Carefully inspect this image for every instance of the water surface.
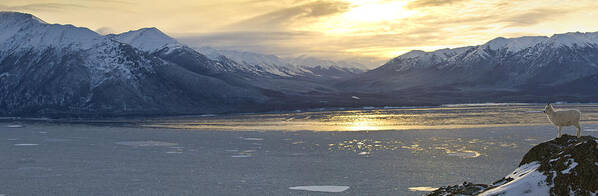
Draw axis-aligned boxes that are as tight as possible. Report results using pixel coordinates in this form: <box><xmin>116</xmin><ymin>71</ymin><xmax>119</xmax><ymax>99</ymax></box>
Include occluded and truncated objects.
<box><xmin>3</xmin><ymin>103</ymin><xmax>598</xmax><ymax>195</ymax></box>
<box><xmin>145</xmin><ymin>103</ymin><xmax>598</xmax><ymax>131</ymax></box>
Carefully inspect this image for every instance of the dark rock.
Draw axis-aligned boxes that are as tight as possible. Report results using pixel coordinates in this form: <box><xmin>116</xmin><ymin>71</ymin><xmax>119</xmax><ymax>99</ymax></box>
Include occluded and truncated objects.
<box><xmin>527</xmin><ymin>135</ymin><xmax>598</xmax><ymax>195</ymax></box>
<box><xmin>426</xmin><ymin>135</ymin><xmax>598</xmax><ymax>196</ymax></box>
<box><xmin>427</xmin><ymin>182</ymin><xmax>488</xmax><ymax>196</ymax></box>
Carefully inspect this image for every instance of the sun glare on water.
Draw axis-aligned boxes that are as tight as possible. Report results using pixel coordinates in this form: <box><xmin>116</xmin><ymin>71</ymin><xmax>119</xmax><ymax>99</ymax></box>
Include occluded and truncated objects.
<box><xmin>144</xmin><ymin>104</ymin><xmax>598</xmax><ymax>132</ymax></box>
<box><xmin>346</xmin><ymin>118</ymin><xmax>382</xmax><ymax>131</ymax></box>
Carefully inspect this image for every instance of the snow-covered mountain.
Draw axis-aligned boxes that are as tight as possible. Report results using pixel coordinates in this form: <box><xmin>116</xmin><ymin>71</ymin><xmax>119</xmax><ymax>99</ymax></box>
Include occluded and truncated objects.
<box><xmin>338</xmin><ymin>32</ymin><xmax>598</xmax><ymax>103</ymax></box>
<box><xmin>4</xmin><ymin>11</ymin><xmax>598</xmax><ymax>116</ymax></box>
<box><xmin>0</xmin><ymin>12</ymin><xmax>368</xmax><ymax>116</ymax></box>
<box><xmin>195</xmin><ymin>46</ymin><xmax>366</xmax><ymax>78</ymax></box>
<box><xmin>109</xmin><ymin>28</ymin><xmax>364</xmax><ymax>80</ymax></box>
<box><xmin>109</xmin><ymin>27</ymin><xmax>180</xmax><ymax>53</ymax></box>
<box><xmin>0</xmin><ymin>12</ymin><xmax>268</xmax><ymax>116</ymax></box>
<box><xmin>108</xmin><ymin>28</ymin><xmax>355</xmax><ymax>97</ymax></box>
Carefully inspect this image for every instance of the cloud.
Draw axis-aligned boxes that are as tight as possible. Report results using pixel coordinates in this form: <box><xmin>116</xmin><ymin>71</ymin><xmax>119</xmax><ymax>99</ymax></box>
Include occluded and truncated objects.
<box><xmin>502</xmin><ymin>8</ymin><xmax>572</xmax><ymax>27</ymax></box>
<box><xmin>176</xmin><ymin>30</ymin><xmax>392</xmax><ymax>67</ymax></box>
<box><xmin>175</xmin><ymin>28</ymin><xmax>452</xmax><ymax>67</ymax></box>
<box><xmin>176</xmin><ymin>31</ymin><xmax>318</xmax><ymax>56</ymax></box>
<box><xmin>406</xmin><ymin>0</ymin><xmax>470</xmax><ymax>9</ymax></box>
<box><xmin>227</xmin><ymin>0</ymin><xmax>350</xmax><ymax>30</ymax></box>
<box><xmin>95</xmin><ymin>27</ymin><xmax>115</xmax><ymax>35</ymax></box>
<box><xmin>5</xmin><ymin>0</ymin><xmax>598</xmax><ymax>69</ymax></box>
<box><xmin>0</xmin><ymin>3</ymin><xmax>87</xmax><ymax>12</ymax></box>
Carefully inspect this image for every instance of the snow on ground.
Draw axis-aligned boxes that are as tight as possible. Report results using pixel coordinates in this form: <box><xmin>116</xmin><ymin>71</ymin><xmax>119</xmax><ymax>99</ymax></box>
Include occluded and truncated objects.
<box><xmin>109</xmin><ymin>27</ymin><xmax>179</xmax><ymax>52</ymax></box>
<box><xmin>561</xmin><ymin>159</ymin><xmax>578</xmax><ymax>174</ymax></box>
<box><xmin>480</xmin><ymin>162</ymin><xmax>550</xmax><ymax>196</ymax></box>
<box><xmin>408</xmin><ymin>186</ymin><xmax>438</xmax><ymax>192</ymax></box>
<box><xmin>289</xmin><ymin>186</ymin><xmax>350</xmax><ymax>193</ymax></box>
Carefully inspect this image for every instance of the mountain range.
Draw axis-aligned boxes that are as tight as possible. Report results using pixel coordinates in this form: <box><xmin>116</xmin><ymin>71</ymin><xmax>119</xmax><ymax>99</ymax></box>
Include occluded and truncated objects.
<box><xmin>0</xmin><ymin>12</ymin><xmax>367</xmax><ymax>116</ymax></box>
<box><xmin>338</xmin><ymin>32</ymin><xmax>598</xmax><ymax>105</ymax></box>
<box><xmin>1</xmin><ymin>11</ymin><xmax>598</xmax><ymax>117</ymax></box>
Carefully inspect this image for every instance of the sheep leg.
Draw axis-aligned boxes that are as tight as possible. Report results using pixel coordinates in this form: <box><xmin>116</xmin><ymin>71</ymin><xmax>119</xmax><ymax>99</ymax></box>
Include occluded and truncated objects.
<box><xmin>574</xmin><ymin>123</ymin><xmax>582</xmax><ymax>138</ymax></box>
<box><xmin>557</xmin><ymin>126</ymin><xmax>562</xmax><ymax>138</ymax></box>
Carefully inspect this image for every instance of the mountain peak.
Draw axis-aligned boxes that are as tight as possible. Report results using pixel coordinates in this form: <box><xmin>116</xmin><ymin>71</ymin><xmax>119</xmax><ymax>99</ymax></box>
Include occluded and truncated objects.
<box><xmin>546</xmin><ymin>31</ymin><xmax>598</xmax><ymax>47</ymax></box>
<box><xmin>482</xmin><ymin>36</ymin><xmax>547</xmax><ymax>52</ymax></box>
<box><xmin>0</xmin><ymin>12</ymin><xmax>100</xmax><ymax>50</ymax></box>
<box><xmin>0</xmin><ymin>11</ymin><xmax>47</xmax><ymax>25</ymax></box>
<box><xmin>109</xmin><ymin>27</ymin><xmax>179</xmax><ymax>52</ymax></box>
<box><xmin>398</xmin><ymin>50</ymin><xmax>427</xmax><ymax>59</ymax></box>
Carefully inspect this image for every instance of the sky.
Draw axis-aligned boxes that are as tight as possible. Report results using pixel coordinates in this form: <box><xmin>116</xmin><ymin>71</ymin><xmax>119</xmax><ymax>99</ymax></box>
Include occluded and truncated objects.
<box><xmin>2</xmin><ymin>0</ymin><xmax>598</xmax><ymax>67</ymax></box>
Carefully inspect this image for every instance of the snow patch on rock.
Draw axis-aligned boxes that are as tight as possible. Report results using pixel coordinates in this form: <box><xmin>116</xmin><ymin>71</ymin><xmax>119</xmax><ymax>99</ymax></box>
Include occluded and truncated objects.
<box><xmin>480</xmin><ymin>162</ymin><xmax>550</xmax><ymax>196</ymax></box>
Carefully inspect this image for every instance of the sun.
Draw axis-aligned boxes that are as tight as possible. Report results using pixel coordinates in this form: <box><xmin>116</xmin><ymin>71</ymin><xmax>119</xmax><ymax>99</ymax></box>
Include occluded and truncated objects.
<box><xmin>340</xmin><ymin>0</ymin><xmax>415</xmax><ymax>23</ymax></box>
<box><xmin>303</xmin><ymin>0</ymin><xmax>417</xmax><ymax>35</ymax></box>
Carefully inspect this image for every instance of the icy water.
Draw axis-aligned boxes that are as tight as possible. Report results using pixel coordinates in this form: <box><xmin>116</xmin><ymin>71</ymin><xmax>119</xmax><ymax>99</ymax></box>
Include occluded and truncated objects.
<box><xmin>3</xmin><ymin>104</ymin><xmax>598</xmax><ymax>196</ymax></box>
<box><xmin>145</xmin><ymin>103</ymin><xmax>598</xmax><ymax>131</ymax></box>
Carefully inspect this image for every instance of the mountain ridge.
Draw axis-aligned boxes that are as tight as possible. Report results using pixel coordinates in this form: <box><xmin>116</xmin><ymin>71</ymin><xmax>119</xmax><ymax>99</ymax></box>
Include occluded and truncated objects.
<box><xmin>336</xmin><ymin>31</ymin><xmax>598</xmax><ymax>104</ymax></box>
<box><xmin>2</xmin><ymin>11</ymin><xmax>598</xmax><ymax>116</ymax></box>
<box><xmin>0</xmin><ymin>12</ymin><xmax>271</xmax><ymax>117</ymax></box>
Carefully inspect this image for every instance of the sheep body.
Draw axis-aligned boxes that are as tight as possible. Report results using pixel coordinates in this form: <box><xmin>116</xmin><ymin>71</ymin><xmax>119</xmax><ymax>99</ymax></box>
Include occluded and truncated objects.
<box><xmin>544</xmin><ymin>104</ymin><xmax>582</xmax><ymax>138</ymax></box>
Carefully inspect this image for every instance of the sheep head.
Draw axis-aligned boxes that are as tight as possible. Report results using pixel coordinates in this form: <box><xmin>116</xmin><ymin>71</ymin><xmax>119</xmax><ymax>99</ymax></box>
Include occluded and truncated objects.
<box><xmin>544</xmin><ymin>103</ymin><xmax>554</xmax><ymax>114</ymax></box>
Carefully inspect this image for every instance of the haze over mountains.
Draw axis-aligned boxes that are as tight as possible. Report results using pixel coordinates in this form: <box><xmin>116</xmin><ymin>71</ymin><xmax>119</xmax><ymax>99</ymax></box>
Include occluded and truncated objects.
<box><xmin>1</xmin><ymin>12</ymin><xmax>598</xmax><ymax>116</ymax></box>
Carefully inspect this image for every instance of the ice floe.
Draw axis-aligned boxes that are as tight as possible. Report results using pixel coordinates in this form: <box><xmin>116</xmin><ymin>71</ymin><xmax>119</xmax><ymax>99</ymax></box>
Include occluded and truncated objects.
<box><xmin>44</xmin><ymin>138</ymin><xmax>72</xmax><ymax>142</ymax></box>
<box><xmin>14</xmin><ymin>143</ymin><xmax>39</xmax><ymax>146</ymax></box>
<box><xmin>289</xmin><ymin>186</ymin><xmax>349</xmax><ymax>193</ymax></box>
<box><xmin>231</xmin><ymin>155</ymin><xmax>251</xmax><ymax>158</ymax></box>
<box><xmin>408</xmin><ymin>186</ymin><xmax>438</xmax><ymax>192</ymax></box>
<box><xmin>116</xmin><ymin>141</ymin><xmax>177</xmax><ymax>147</ymax></box>
<box><xmin>242</xmin><ymin>137</ymin><xmax>263</xmax><ymax>141</ymax></box>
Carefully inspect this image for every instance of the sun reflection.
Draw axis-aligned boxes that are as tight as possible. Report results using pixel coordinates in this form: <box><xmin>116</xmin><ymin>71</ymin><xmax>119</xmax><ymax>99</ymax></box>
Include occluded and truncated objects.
<box><xmin>144</xmin><ymin>104</ymin><xmax>598</xmax><ymax>132</ymax></box>
<box><xmin>347</xmin><ymin>119</ymin><xmax>381</xmax><ymax>131</ymax></box>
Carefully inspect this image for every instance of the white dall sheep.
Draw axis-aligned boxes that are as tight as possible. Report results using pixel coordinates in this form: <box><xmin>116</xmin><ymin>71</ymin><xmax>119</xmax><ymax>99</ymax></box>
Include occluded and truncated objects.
<box><xmin>544</xmin><ymin>103</ymin><xmax>582</xmax><ymax>138</ymax></box>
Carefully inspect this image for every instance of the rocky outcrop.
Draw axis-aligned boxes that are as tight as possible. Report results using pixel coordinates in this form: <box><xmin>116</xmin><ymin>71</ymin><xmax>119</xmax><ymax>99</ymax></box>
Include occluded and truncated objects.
<box><xmin>427</xmin><ymin>135</ymin><xmax>598</xmax><ymax>196</ymax></box>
